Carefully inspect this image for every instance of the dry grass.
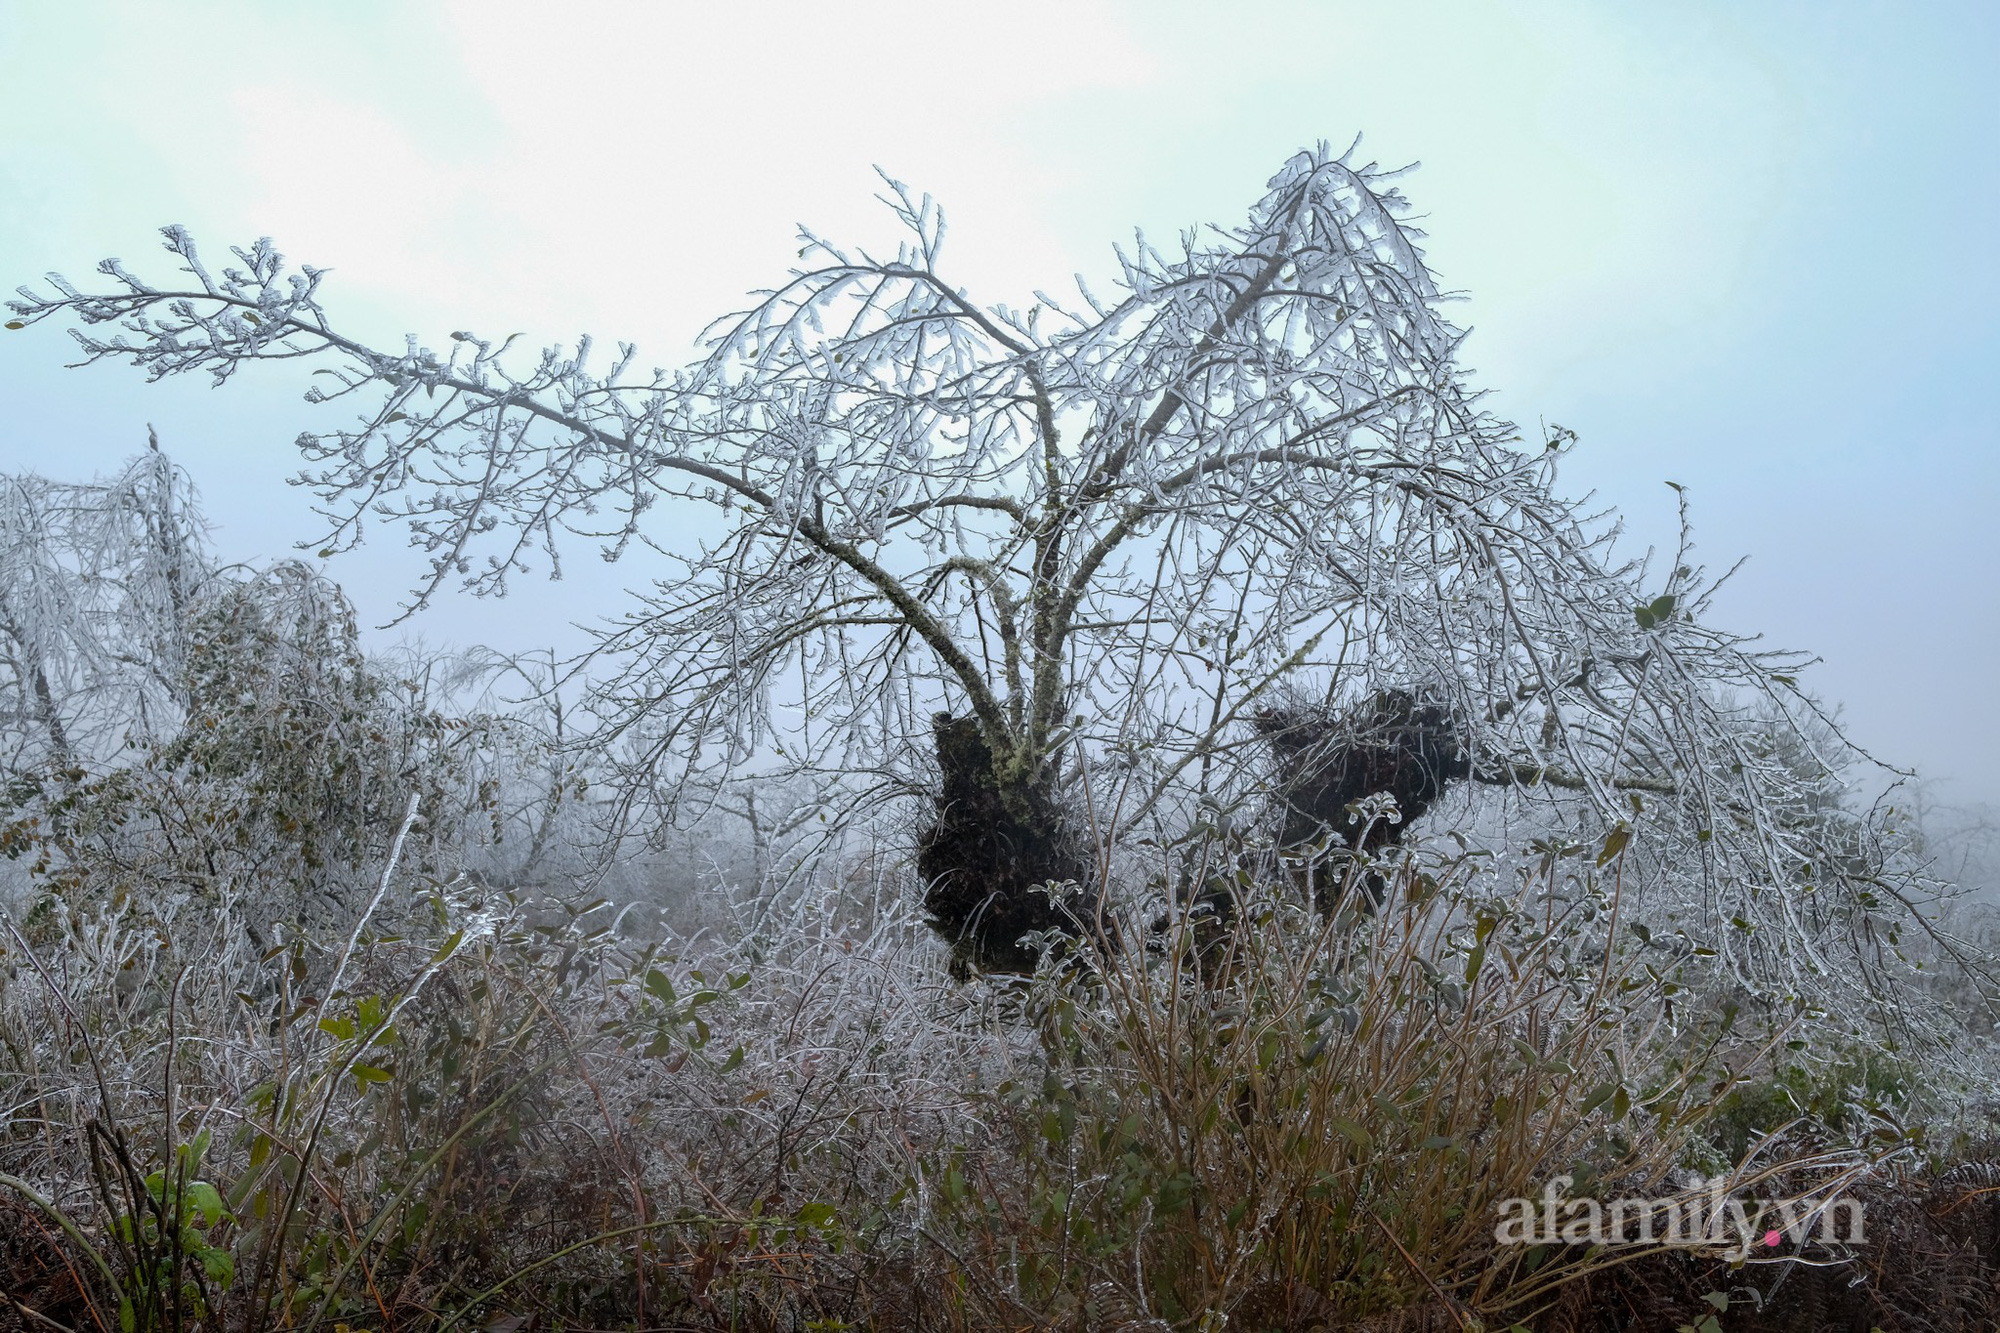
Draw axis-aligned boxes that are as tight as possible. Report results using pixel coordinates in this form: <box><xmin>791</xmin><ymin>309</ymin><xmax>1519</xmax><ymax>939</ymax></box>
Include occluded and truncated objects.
<box><xmin>0</xmin><ymin>821</ymin><xmax>1941</xmax><ymax>1331</ymax></box>
<box><xmin>915</xmin><ymin>837</ymin><xmax>1893</xmax><ymax>1330</ymax></box>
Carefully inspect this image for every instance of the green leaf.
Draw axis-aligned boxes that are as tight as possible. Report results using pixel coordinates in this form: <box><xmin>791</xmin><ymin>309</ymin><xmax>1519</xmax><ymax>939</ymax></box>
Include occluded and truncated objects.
<box><xmin>1597</xmin><ymin>823</ymin><xmax>1631</xmax><ymax>867</ymax></box>
<box><xmin>186</xmin><ymin>1180</ymin><xmax>228</xmax><ymax>1227</ymax></box>
<box><xmin>1635</xmin><ymin>594</ymin><xmax>1676</xmax><ymax>631</ymax></box>
<box><xmin>643</xmin><ymin>968</ymin><xmax>677</xmax><ymax>1005</ymax></box>
<box><xmin>1331</xmin><ymin>1118</ymin><xmax>1373</xmax><ymax>1151</ymax></box>
<box><xmin>718</xmin><ymin>1044</ymin><xmax>745</xmax><ymax>1074</ymax></box>
<box><xmin>3</xmin><ymin>320</ymin><xmax>25</xmax><ymax>330</ymax></box>
<box><xmin>794</xmin><ymin>1200</ymin><xmax>838</xmax><ymax>1228</ymax></box>
<box><xmin>199</xmin><ymin>1246</ymin><xmax>235</xmax><ymax>1286</ymax></box>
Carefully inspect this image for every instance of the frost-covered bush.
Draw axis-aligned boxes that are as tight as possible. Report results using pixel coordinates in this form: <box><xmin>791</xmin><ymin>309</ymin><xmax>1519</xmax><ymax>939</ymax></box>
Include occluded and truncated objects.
<box><xmin>1</xmin><ymin>804</ymin><xmax>1922</xmax><ymax>1332</ymax></box>
<box><xmin>0</xmin><ymin>453</ymin><xmax>595</xmax><ymax>951</ymax></box>
<box><xmin>0</xmin><ymin>445</ymin><xmax>201</xmax><ymax>773</ymax></box>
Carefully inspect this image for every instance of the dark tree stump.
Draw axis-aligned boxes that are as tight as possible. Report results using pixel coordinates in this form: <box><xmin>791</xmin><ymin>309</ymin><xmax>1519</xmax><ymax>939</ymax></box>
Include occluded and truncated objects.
<box><xmin>916</xmin><ymin>714</ymin><xmax>1110</xmax><ymax>978</ymax></box>
<box><xmin>1255</xmin><ymin>688</ymin><xmax>1471</xmax><ymax>911</ymax></box>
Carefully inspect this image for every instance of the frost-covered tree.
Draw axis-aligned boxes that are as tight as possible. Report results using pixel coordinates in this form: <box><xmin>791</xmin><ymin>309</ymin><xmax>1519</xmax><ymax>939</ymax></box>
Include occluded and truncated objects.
<box><xmin>0</xmin><ymin>452</ymin><xmax>564</xmax><ymax>942</ymax></box>
<box><xmin>0</xmin><ymin>439</ymin><xmax>203</xmax><ymax>771</ymax></box>
<box><xmin>0</xmin><ymin>550</ymin><xmax>491</xmax><ymax>940</ymax></box>
<box><xmin>7</xmin><ymin>143</ymin><xmax>1973</xmax><ymax>1010</ymax></box>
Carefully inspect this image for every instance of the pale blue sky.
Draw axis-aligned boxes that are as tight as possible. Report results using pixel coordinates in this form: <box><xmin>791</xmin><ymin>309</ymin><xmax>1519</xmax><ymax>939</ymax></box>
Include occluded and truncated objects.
<box><xmin>3</xmin><ymin>2</ymin><xmax>1995</xmax><ymax>806</ymax></box>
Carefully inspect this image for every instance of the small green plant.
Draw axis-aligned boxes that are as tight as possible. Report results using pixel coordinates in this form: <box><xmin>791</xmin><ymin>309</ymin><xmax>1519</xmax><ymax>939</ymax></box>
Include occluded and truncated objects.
<box><xmin>100</xmin><ymin>1128</ymin><xmax>236</xmax><ymax>1330</ymax></box>
<box><xmin>1703</xmin><ymin>1046</ymin><xmax>1915</xmax><ymax>1162</ymax></box>
<box><xmin>1676</xmin><ymin>1287</ymin><xmax>1731</xmax><ymax>1333</ymax></box>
